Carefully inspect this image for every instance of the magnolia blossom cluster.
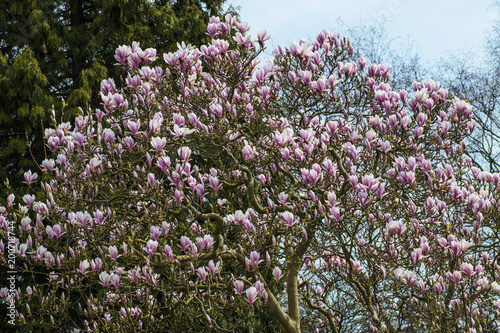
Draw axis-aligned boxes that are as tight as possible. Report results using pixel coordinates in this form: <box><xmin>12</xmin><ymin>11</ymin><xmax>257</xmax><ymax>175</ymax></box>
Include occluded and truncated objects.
<box><xmin>1</xmin><ymin>14</ymin><xmax>499</xmax><ymax>333</ymax></box>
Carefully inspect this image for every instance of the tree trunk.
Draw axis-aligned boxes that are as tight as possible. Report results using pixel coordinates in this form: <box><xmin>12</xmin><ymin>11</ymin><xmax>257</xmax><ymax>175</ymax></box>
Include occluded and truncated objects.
<box><xmin>70</xmin><ymin>0</ymin><xmax>85</xmax><ymax>90</ymax></box>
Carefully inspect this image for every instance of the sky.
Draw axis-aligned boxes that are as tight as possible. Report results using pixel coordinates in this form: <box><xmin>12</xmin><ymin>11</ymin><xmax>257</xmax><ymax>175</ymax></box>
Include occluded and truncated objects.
<box><xmin>225</xmin><ymin>0</ymin><xmax>498</xmax><ymax>62</ymax></box>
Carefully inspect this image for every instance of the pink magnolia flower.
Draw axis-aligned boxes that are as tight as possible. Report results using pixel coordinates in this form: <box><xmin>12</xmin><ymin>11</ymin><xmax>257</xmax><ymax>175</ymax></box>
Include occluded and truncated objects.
<box><xmin>18</xmin><ymin>243</ymin><xmax>27</xmax><ymax>256</ymax></box>
<box><xmin>114</xmin><ymin>45</ymin><xmax>131</xmax><ymax>65</ymax></box>
<box><xmin>420</xmin><ymin>240</ymin><xmax>430</xmax><ymax>255</ymax></box>
<box><xmin>178</xmin><ymin>147</ymin><xmax>192</xmax><ymax>163</ymax></box>
<box><xmin>197</xmin><ymin>267</ymin><xmax>207</xmax><ymax>282</ymax></box>
<box><xmin>246</xmin><ymin>286</ymin><xmax>258</xmax><ymax>304</ymax></box>
<box><xmin>103</xmin><ymin>128</ymin><xmax>115</xmax><ymax>143</ymax></box>
<box><xmin>145</xmin><ymin>240</ymin><xmax>158</xmax><ymax>257</ymax></box>
<box><xmin>21</xmin><ymin>217</ymin><xmax>31</xmax><ymax>233</ymax></box>
<box><xmin>23</xmin><ymin>194</ymin><xmax>36</xmax><ymax>207</ymax></box>
<box><xmin>147</xmin><ymin>173</ymin><xmax>155</xmax><ymax>188</ymax></box>
<box><xmin>127</xmin><ymin>119</ymin><xmax>140</xmax><ymax>136</ymax></box>
<box><xmin>150</xmin><ymin>226</ymin><xmax>160</xmax><ymax>241</ymax></box>
<box><xmin>180</xmin><ymin>236</ymin><xmax>191</xmax><ymax>252</ymax></box>
<box><xmin>75</xmin><ymin>211</ymin><xmax>92</xmax><ymax>227</ymax></box>
<box><xmin>278</xmin><ymin>192</ymin><xmax>288</xmax><ymax>205</ymax></box>
<box><xmin>450</xmin><ymin>239</ymin><xmax>470</xmax><ymax>256</ymax></box>
<box><xmin>149</xmin><ymin>112</ymin><xmax>163</xmax><ymax>133</ymax></box>
<box><xmin>209</xmin><ymin>176</ymin><xmax>220</xmax><ymax>192</ymax></box>
<box><xmin>242</xmin><ymin>143</ymin><xmax>257</xmax><ymax>160</ymax></box>
<box><xmin>171</xmin><ymin>124</ymin><xmax>195</xmax><ymax>137</ymax></box>
<box><xmin>258</xmin><ymin>86</ymin><xmax>271</xmax><ymax>101</ymax></box>
<box><xmin>24</xmin><ymin>170</ymin><xmax>38</xmax><ymax>185</ymax></box>
<box><xmin>329</xmin><ymin>206</ymin><xmax>341</xmax><ymax>222</ymax></box>
<box><xmin>311</xmin><ymin>78</ymin><xmax>327</xmax><ymax>94</ymax></box>
<box><xmin>475</xmin><ymin>264</ymin><xmax>484</xmax><ymax>276</ymax></box>
<box><xmin>289</xmin><ymin>41</ymin><xmax>314</xmax><ymax>58</ymax></box>
<box><xmin>151</xmin><ymin>137</ymin><xmax>166</xmax><ymax>153</ymax></box>
<box><xmin>358</xmin><ymin>56</ymin><xmax>368</xmax><ymax>70</ymax></box>
<box><xmin>475</xmin><ymin>277</ymin><xmax>488</xmax><ymax>291</ymax></box>
<box><xmin>410</xmin><ymin>248</ymin><xmax>422</xmax><ymax>265</ymax></box>
<box><xmin>195</xmin><ymin>183</ymin><xmax>205</xmax><ymax>199</ymax></box>
<box><xmin>461</xmin><ymin>263</ymin><xmax>474</xmax><ymax>278</ymax></box>
<box><xmin>92</xmin><ymin>258</ymin><xmax>103</xmax><ymax>272</ymax></box>
<box><xmin>47</xmin><ymin>136</ymin><xmax>60</xmax><ymax>150</ymax></box>
<box><xmin>46</xmin><ymin>225</ymin><xmax>61</xmax><ymax>239</ymax></box>
<box><xmin>255</xmin><ymin>281</ymin><xmax>265</xmax><ymax>296</ymax></box>
<box><xmin>42</xmin><ymin>251</ymin><xmax>54</xmax><ymax>266</ymax></box>
<box><xmin>272</xmin><ymin>267</ymin><xmax>282</xmax><ymax>282</ymax></box>
<box><xmin>338</xmin><ymin>62</ymin><xmax>357</xmax><ymax>76</ymax></box>
<box><xmin>188</xmin><ymin>113</ymin><xmax>198</xmax><ymax>127</ymax></box>
<box><xmin>174</xmin><ymin>189</ymin><xmax>184</xmax><ymax>205</ymax></box>
<box><xmin>99</xmin><ymin>272</ymin><xmax>112</xmax><ymax>287</ymax></box>
<box><xmin>257</xmin><ymin>30</ymin><xmax>270</xmax><ymax>44</ymax></box>
<box><xmin>203</xmin><ymin>235</ymin><xmax>214</xmax><ymax>250</ymax></box>
<box><xmin>93</xmin><ymin>209</ymin><xmax>104</xmax><ymax>225</ymax></box>
<box><xmin>233</xmin><ymin>32</ymin><xmax>251</xmax><ymax>47</ymax></box>
<box><xmin>234</xmin><ymin>280</ymin><xmax>244</xmax><ymax>295</ymax></box>
<box><xmin>379</xmin><ymin>140</ymin><xmax>392</xmax><ymax>153</ymax></box>
<box><xmin>89</xmin><ymin>157</ymin><xmax>102</xmax><ymax>173</ymax></box>
<box><xmin>42</xmin><ymin>159</ymin><xmax>55</xmax><ymax>171</ymax></box>
<box><xmin>110</xmin><ymin>274</ymin><xmax>120</xmax><ymax>289</ymax></box>
<box><xmin>108</xmin><ymin>245</ymin><xmax>118</xmax><ymax>260</ymax></box>
<box><xmin>164</xmin><ymin>245</ymin><xmax>174</xmax><ymax>261</ymax></box>
<box><xmin>249</xmin><ymin>251</ymin><xmax>261</xmax><ymax>269</ymax></box>
<box><xmin>491</xmin><ymin>281</ymin><xmax>500</xmax><ymax>294</ymax></box>
<box><xmin>298</xmin><ymin>70</ymin><xmax>312</xmax><ymax>85</ymax></box>
<box><xmin>207</xmin><ymin>23</ymin><xmax>219</xmax><ymax>37</ymax></box>
<box><xmin>280</xmin><ymin>148</ymin><xmax>290</xmax><ymax>160</ymax></box>
<box><xmin>387</xmin><ymin>220</ymin><xmax>406</xmax><ymax>236</ymax></box>
<box><xmin>322</xmin><ymin>158</ymin><xmax>335</xmax><ymax>174</ymax></box>
<box><xmin>281</xmin><ymin>211</ymin><xmax>295</xmax><ymax>227</ymax></box>
<box><xmin>79</xmin><ymin>260</ymin><xmax>90</xmax><ymax>275</ymax></box>
<box><xmin>446</xmin><ymin>271</ymin><xmax>462</xmax><ymax>285</ymax></box>
<box><xmin>207</xmin><ymin>260</ymin><xmax>219</xmax><ymax>276</ymax></box>
<box><xmin>156</xmin><ymin>156</ymin><xmax>171</xmax><ymax>172</ymax></box>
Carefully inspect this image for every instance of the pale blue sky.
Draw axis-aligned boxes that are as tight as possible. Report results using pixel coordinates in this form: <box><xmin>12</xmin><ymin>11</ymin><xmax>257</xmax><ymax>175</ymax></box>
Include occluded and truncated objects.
<box><xmin>226</xmin><ymin>0</ymin><xmax>497</xmax><ymax>61</ymax></box>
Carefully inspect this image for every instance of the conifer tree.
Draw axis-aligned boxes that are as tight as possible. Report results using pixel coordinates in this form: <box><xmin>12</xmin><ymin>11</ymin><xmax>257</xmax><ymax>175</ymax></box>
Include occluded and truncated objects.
<box><xmin>0</xmin><ymin>0</ymin><xmax>230</xmax><ymax>198</ymax></box>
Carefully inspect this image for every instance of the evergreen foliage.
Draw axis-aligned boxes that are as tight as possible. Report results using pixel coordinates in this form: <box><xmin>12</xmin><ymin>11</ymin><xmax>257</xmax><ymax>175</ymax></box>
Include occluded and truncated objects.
<box><xmin>0</xmin><ymin>0</ymin><xmax>230</xmax><ymax>198</ymax></box>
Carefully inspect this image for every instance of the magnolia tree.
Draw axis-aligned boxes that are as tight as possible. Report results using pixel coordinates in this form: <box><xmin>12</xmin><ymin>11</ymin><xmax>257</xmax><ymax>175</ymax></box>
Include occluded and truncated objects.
<box><xmin>1</xmin><ymin>14</ymin><xmax>500</xmax><ymax>333</ymax></box>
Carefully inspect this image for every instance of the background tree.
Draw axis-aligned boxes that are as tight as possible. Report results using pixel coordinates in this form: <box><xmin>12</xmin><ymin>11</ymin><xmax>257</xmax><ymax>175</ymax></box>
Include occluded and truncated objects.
<box><xmin>337</xmin><ymin>20</ymin><xmax>428</xmax><ymax>92</ymax></box>
<box><xmin>433</xmin><ymin>51</ymin><xmax>500</xmax><ymax>172</ymax></box>
<box><xmin>1</xmin><ymin>15</ymin><xmax>499</xmax><ymax>333</ymax></box>
<box><xmin>431</xmin><ymin>0</ymin><xmax>500</xmax><ymax>173</ymax></box>
<box><xmin>0</xmin><ymin>0</ymin><xmax>232</xmax><ymax>198</ymax></box>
